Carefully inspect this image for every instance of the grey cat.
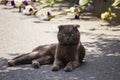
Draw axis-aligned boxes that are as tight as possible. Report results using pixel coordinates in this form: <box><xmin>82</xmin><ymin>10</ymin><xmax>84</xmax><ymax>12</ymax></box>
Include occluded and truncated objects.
<box><xmin>7</xmin><ymin>24</ymin><xmax>85</xmax><ymax>72</ymax></box>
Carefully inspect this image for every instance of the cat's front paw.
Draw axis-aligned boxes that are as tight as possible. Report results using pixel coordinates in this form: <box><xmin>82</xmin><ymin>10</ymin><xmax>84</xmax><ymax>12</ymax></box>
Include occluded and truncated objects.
<box><xmin>7</xmin><ymin>60</ymin><xmax>15</xmax><ymax>67</ymax></box>
<box><xmin>64</xmin><ymin>66</ymin><xmax>73</xmax><ymax>72</ymax></box>
<box><xmin>52</xmin><ymin>65</ymin><xmax>60</xmax><ymax>71</ymax></box>
<box><xmin>32</xmin><ymin>60</ymin><xmax>40</xmax><ymax>69</ymax></box>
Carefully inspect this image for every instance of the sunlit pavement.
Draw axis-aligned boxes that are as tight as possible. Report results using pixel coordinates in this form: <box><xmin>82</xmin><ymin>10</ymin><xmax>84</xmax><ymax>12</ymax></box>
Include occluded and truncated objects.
<box><xmin>0</xmin><ymin>5</ymin><xmax>120</xmax><ymax>80</ymax></box>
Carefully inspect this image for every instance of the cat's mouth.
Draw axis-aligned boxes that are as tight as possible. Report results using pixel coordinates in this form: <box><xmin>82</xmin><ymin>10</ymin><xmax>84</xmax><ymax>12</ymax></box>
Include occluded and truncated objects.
<box><xmin>64</xmin><ymin>37</ymin><xmax>73</xmax><ymax>44</ymax></box>
<box><xmin>61</xmin><ymin>40</ymin><xmax>77</xmax><ymax>45</ymax></box>
<box><xmin>58</xmin><ymin>36</ymin><xmax>78</xmax><ymax>45</ymax></box>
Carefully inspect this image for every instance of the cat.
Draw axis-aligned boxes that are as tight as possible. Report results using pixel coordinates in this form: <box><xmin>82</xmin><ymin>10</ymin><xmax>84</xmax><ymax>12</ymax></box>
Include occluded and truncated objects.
<box><xmin>52</xmin><ymin>24</ymin><xmax>85</xmax><ymax>72</ymax></box>
<box><xmin>7</xmin><ymin>24</ymin><xmax>85</xmax><ymax>72</ymax></box>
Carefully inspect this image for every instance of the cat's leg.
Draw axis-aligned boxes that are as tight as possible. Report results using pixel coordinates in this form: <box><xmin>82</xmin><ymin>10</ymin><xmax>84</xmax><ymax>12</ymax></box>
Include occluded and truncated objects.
<box><xmin>52</xmin><ymin>59</ymin><xmax>64</xmax><ymax>71</ymax></box>
<box><xmin>7</xmin><ymin>51</ymin><xmax>39</xmax><ymax>66</ymax></box>
<box><xmin>32</xmin><ymin>55</ymin><xmax>54</xmax><ymax>68</ymax></box>
<box><xmin>64</xmin><ymin>60</ymin><xmax>80</xmax><ymax>72</ymax></box>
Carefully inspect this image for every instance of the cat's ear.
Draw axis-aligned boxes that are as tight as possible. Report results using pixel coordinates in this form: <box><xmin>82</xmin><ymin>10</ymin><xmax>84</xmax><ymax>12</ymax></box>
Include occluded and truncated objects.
<box><xmin>73</xmin><ymin>25</ymin><xmax>80</xmax><ymax>31</ymax></box>
<box><xmin>58</xmin><ymin>25</ymin><xmax>64</xmax><ymax>31</ymax></box>
<box><xmin>74</xmin><ymin>24</ymin><xmax>80</xmax><ymax>28</ymax></box>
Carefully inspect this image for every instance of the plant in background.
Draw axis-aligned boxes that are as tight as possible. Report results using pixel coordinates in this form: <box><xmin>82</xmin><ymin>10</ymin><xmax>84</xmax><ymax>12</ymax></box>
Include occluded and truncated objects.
<box><xmin>112</xmin><ymin>0</ymin><xmax>120</xmax><ymax>8</ymax></box>
<box><xmin>42</xmin><ymin>0</ymin><xmax>64</xmax><ymax>8</ymax></box>
<box><xmin>78</xmin><ymin>0</ymin><xmax>94</xmax><ymax>13</ymax></box>
<box><xmin>35</xmin><ymin>0</ymin><xmax>94</xmax><ymax>20</ymax></box>
<box><xmin>46</xmin><ymin>0</ymin><xmax>55</xmax><ymax>7</ymax></box>
<box><xmin>38</xmin><ymin>0</ymin><xmax>45</xmax><ymax>4</ymax></box>
<box><xmin>101</xmin><ymin>7</ymin><xmax>117</xmax><ymax>26</ymax></box>
<box><xmin>58</xmin><ymin>4</ymin><xmax>80</xmax><ymax>19</ymax></box>
<box><xmin>79</xmin><ymin>0</ymin><xmax>90</xmax><ymax>9</ymax></box>
<box><xmin>46</xmin><ymin>11</ymin><xmax>56</xmax><ymax>21</ymax></box>
<box><xmin>58</xmin><ymin>0</ymin><xmax>93</xmax><ymax>19</ymax></box>
<box><xmin>22</xmin><ymin>3</ymin><xmax>38</xmax><ymax>15</ymax></box>
<box><xmin>39</xmin><ymin>11</ymin><xmax>56</xmax><ymax>21</ymax></box>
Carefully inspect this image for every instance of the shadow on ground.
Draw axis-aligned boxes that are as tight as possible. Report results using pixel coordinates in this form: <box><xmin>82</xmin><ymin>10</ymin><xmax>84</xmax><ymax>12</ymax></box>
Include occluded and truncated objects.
<box><xmin>0</xmin><ymin>27</ymin><xmax>120</xmax><ymax>80</ymax></box>
<box><xmin>0</xmin><ymin>55</ymin><xmax>120</xmax><ymax>80</ymax></box>
<box><xmin>0</xmin><ymin>29</ymin><xmax>120</xmax><ymax>80</ymax></box>
<box><xmin>0</xmin><ymin>36</ymin><xmax>120</xmax><ymax>80</ymax></box>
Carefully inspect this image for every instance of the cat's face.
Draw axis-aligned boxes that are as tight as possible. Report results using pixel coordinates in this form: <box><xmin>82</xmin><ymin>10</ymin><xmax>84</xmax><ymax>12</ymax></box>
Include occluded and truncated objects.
<box><xmin>57</xmin><ymin>25</ymin><xmax>80</xmax><ymax>45</ymax></box>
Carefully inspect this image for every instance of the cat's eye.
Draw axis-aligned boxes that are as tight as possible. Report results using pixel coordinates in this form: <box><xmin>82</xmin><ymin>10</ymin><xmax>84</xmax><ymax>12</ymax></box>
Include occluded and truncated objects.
<box><xmin>63</xmin><ymin>34</ymin><xmax>66</xmax><ymax>36</ymax></box>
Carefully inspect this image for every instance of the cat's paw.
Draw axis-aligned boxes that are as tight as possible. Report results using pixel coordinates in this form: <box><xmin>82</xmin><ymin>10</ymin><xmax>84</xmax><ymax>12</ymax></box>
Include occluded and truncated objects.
<box><xmin>7</xmin><ymin>60</ymin><xmax>15</xmax><ymax>67</ymax></box>
<box><xmin>64</xmin><ymin>66</ymin><xmax>73</xmax><ymax>72</ymax></box>
<box><xmin>52</xmin><ymin>65</ymin><xmax>60</xmax><ymax>71</ymax></box>
<box><xmin>32</xmin><ymin>60</ymin><xmax>40</xmax><ymax>69</ymax></box>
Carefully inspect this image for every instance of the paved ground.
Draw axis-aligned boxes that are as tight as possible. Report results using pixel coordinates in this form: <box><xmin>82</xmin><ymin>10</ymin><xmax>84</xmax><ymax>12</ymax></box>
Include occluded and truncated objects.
<box><xmin>0</xmin><ymin>5</ymin><xmax>120</xmax><ymax>80</ymax></box>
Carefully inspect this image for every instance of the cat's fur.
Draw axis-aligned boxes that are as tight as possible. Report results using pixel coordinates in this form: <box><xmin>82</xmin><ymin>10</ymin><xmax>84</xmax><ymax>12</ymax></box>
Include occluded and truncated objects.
<box><xmin>7</xmin><ymin>24</ymin><xmax>85</xmax><ymax>72</ymax></box>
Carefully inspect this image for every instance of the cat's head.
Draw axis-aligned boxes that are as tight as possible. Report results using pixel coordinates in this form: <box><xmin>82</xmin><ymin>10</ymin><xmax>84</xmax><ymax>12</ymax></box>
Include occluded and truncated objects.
<box><xmin>57</xmin><ymin>24</ymin><xmax>80</xmax><ymax>45</ymax></box>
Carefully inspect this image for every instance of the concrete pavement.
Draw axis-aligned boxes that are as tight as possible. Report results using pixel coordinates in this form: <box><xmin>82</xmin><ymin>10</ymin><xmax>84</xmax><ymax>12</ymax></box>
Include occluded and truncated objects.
<box><xmin>0</xmin><ymin>5</ymin><xmax>120</xmax><ymax>80</ymax></box>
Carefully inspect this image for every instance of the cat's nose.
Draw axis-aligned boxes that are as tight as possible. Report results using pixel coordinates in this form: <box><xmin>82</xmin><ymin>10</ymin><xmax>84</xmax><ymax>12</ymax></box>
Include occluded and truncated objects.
<box><xmin>65</xmin><ymin>37</ymin><xmax>70</xmax><ymax>41</ymax></box>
